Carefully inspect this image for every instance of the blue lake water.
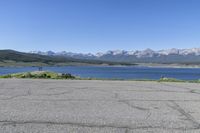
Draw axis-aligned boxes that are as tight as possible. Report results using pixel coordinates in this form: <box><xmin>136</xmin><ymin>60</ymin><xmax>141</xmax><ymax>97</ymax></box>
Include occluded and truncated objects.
<box><xmin>0</xmin><ymin>66</ymin><xmax>200</xmax><ymax>80</ymax></box>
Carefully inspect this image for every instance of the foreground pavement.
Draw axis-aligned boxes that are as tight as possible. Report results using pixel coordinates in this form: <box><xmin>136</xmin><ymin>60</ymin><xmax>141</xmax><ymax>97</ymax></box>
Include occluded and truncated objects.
<box><xmin>0</xmin><ymin>79</ymin><xmax>200</xmax><ymax>133</ymax></box>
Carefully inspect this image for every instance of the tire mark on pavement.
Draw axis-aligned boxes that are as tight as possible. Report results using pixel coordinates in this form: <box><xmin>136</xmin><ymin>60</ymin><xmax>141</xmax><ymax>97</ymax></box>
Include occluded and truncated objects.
<box><xmin>118</xmin><ymin>100</ymin><xmax>149</xmax><ymax>111</ymax></box>
<box><xmin>114</xmin><ymin>92</ymin><xmax>149</xmax><ymax>111</ymax></box>
<box><xmin>167</xmin><ymin>101</ymin><xmax>200</xmax><ymax>129</ymax></box>
<box><xmin>37</xmin><ymin>90</ymin><xmax>73</xmax><ymax>96</ymax></box>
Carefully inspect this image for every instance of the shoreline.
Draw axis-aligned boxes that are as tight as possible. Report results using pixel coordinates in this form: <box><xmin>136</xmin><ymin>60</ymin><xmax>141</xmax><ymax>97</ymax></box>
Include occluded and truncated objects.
<box><xmin>0</xmin><ymin>71</ymin><xmax>199</xmax><ymax>83</ymax></box>
<box><xmin>137</xmin><ymin>63</ymin><xmax>200</xmax><ymax>68</ymax></box>
<box><xmin>1</xmin><ymin>63</ymin><xmax>200</xmax><ymax>68</ymax></box>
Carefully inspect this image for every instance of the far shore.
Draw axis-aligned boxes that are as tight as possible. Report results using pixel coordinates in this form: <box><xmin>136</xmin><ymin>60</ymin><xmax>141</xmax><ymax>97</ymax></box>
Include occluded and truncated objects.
<box><xmin>137</xmin><ymin>63</ymin><xmax>200</xmax><ymax>68</ymax></box>
<box><xmin>1</xmin><ymin>63</ymin><xmax>200</xmax><ymax>68</ymax></box>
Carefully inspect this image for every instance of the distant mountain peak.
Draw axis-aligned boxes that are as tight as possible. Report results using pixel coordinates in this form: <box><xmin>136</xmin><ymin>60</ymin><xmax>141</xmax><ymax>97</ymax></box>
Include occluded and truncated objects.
<box><xmin>28</xmin><ymin>48</ymin><xmax>200</xmax><ymax>63</ymax></box>
<box><xmin>29</xmin><ymin>48</ymin><xmax>200</xmax><ymax>57</ymax></box>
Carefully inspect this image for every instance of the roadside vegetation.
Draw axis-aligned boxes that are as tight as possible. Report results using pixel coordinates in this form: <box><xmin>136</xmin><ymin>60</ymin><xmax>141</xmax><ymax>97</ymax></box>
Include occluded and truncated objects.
<box><xmin>158</xmin><ymin>77</ymin><xmax>200</xmax><ymax>83</ymax></box>
<box><xmin>158</xmin><ymin>77</ymin><xmax>184</xmax><ymax>82</ymax></box>
<box><xmin>0</xmin><ymin>71</ymin><xmax>200</xmax><ymax>83</ymax></box>
<box><xmin>0</xmin><ymin>71</ymin><xmax>75</xmax><ymax>79</ymax></box>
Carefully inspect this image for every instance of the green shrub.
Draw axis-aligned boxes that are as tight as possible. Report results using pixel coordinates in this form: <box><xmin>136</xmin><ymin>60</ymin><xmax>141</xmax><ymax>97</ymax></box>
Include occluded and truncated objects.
<box><xmin>60</xmin><ymin>73</ymin><xmax>75</xmax><ymax>79</ymax></box>
<box><xmin>25</xmin><ymin>72</ymin><xmax>32</xmax><ymax>78</ymax></box>
<box><xmin>0</xmin><ymin>74</ymin><xmax>12</xmax><ymax>78</ymax></box>
<box><xmin>159</xmin><ymin>77</ymin><xmax>184</xmax><ymax>82</ymax></box>
<box><xmin>47</xmin><ymin>75</ymin><xmax>51</xmax><ymax>78</ymax></box>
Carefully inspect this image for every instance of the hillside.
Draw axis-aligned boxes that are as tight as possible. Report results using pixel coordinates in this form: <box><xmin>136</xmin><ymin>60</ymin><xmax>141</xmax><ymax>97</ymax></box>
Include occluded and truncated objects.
<box><xmin>0</xmin><ymin>50</ymin><xmax>133</xmax><ymax>66</ymax></box>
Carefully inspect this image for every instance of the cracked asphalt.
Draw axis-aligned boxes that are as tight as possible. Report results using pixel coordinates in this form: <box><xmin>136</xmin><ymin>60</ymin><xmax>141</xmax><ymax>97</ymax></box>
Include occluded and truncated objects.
<box><xmin>0</xmin><ymin>79</ymin><xmax>200</xmax><ymax>133</ymax></box>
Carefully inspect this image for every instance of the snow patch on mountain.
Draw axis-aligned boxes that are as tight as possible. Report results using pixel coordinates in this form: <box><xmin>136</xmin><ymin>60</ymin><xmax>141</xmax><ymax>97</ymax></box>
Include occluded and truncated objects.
<box><xmin>29</xmin><ymin>48</ymin><xmax>200</xmax><ymax>58</ymax></box>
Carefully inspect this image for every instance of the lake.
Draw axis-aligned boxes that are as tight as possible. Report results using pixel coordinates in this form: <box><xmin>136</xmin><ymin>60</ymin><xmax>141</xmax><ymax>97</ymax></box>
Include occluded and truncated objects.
<box><xmin>0</xmin><ymin>66</ymin><xmax>200</xmax><ymax>80</ymax></box>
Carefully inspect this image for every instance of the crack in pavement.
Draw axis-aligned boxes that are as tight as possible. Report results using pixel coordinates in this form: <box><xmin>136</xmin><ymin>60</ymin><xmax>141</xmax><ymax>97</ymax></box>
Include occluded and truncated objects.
<box><xmin>0</xmin><ymin>94</ymin><xmax>29</xmax><ymax>100</ymax></box>
<box><xmin>158</xmin><ymin>82</ymin><xmax>200</xmax><ymax>96</ymax></box>
<box><xmin>0</xmin><ymin>89</ymin><xmax>73</xmax><ymax>100</ymax></box>
<box><xmin>113</xmin><ymin>92</ymin><xmax>149</xmax><ymax>111</ymax></box>
<box><xmin>37</xmin><ymin>90</ymin><xmax>73</xmax><ymax>96</ymax></box>
<box><xmin>0</xmin><ymin>120</ymin><xmax>199</xmax><ymax>131</ymax></box>
<box><xmin>167</xmin><ymin>101</ymin><xmax>200</xmax><ymax>129</ymax></box>
<box><xmin>114</xmin><ymin>92</ymin><xmax>119</xmax><ymax>99</ymax></box>
<box><xmin>3</xmin><ymin>98</ymin><xmax>200</xmax><ymax>102</ymax></box>
<box><xmin>71</xmin><ymin>86</ymin><xmax>189</xmax><ymax>94</ymax></box>
<box><xmin>0</xmin><ymin>120</ymin><xmax>133</xmax><ymax>131</ymax></box>
<box><xmin>0</xmin><ymin>88</ymin><xmax>31</xmax><ymax>100</ymax></box>
<box><xmin>115</xmin><ymin>89</ymin><xmax>191</xmax><ymax>93</ymax></box>
<box><xmin>0</xmin><ymin>87</ymin><xmax>16</xmax><ymax>90</ymax></box>
<box><xmin>75</xmin><ymin>87</ymin><xmax>90</xmax><ymax>90</ymax></box>
<box><xmin>158</xmin><ymin>82</ymin><xmax>193</xmax><ymax>91</ymax></box>
<box><xmin>125</xmin><ymin>128</ymin><xmax>129</xmax><ymax>133</ymax></box>
<box><xmin>118</xmin><ymin>100</ymin><xmax>149</xmax><ymax>111</ymax></box>
<box><xmin>125</xmin><ymin>84</ymin><xmax>195</xmax><ymax>94</ymax></box>
<box><xmin>47</xmin><ymin>87</ymin><xmax>70</xmax><ymax>90</ymax></box>
<box><xmin>144</xmin><ymin>111</ymin><xmax>151</xmax><ymax>120</ymax></box>
<box><xmin>74</xmin><ymin>87</ymin><xmax>115</xmax><ymax>93</ymax></box>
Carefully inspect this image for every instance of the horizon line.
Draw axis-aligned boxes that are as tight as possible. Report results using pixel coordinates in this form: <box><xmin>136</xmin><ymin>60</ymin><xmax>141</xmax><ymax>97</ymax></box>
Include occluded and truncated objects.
<box><xmin>1</xmin><ymin>47</ymin><xmax>200</xmax><ymax>54</ymax></box>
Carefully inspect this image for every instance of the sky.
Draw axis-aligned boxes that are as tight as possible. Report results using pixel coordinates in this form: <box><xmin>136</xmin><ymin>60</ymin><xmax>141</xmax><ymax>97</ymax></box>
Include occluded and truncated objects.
<box><xmin>0</xmin><ymin>0</ymin><xmax>200</xmax><ymax>53</ymax></box>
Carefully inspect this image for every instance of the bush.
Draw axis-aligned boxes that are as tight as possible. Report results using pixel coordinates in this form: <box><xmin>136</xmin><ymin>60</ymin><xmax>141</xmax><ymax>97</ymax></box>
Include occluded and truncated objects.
<box><xmin>25</xmin><ymin>72</ymin><xmax>32</xmax><ymax>78</ymax></box>
<box><xmin>0</xmin><ymin>71</ymin><xmax>76</xmax><ymax>79</ymax></box>
<box><xmin>159</xmin><ymin>77</ymin><xmax>183</xmax><ymax>82</ymax></box>
<box><xmin>61</xmin><ymin>73</ymin><xmax>75</xmax><ymax>79</ymax></box>
<box><xmin>47</xmin><ymin>75</ymin><xmax>51</xmax><ymax>78</ymax></box>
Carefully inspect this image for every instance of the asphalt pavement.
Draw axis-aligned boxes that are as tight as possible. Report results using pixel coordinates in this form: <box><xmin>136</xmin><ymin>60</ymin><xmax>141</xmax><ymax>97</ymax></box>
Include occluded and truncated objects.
<box><xmin>0</xmin><ymin>79</ymin><xmax>200</xmax><ymax>133</ymax></box>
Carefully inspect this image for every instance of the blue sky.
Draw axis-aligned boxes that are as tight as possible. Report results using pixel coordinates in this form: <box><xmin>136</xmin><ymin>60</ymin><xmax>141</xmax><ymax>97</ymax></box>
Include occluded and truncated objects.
<box><xmin>0</xmin><ymin>0</ymin><xmax>200</xmax><ymax>53</ymax></box>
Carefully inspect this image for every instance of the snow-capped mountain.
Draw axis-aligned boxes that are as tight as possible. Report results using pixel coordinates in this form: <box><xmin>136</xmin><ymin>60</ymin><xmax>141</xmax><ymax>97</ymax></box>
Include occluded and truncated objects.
<box><xmin>29</xmin><ymin>48</ymin><xmax>200</xmax><ymax>63</ymax></box>
<box><xmin>29</xmin><ymin>51</ymin><xmax>55</xmax><ymax>56</ymax></box>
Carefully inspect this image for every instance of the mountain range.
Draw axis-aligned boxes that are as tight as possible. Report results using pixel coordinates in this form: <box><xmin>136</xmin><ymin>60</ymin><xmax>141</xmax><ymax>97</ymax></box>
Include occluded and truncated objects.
<box><xmin>30</xmin><ymin>48</ymin><xmax>200</xmax><ymax>64</ymax></box>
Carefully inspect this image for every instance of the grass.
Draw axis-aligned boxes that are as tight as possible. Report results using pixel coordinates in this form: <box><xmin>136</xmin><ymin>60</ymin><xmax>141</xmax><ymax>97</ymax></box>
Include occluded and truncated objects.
<box><xmin>158</xmin><ymin>77</ymin><xmax>185</xmax><ymax>82</ymax></box>
<box><xmin>0</xmin><ymin>71</ymin><xmax>75</xmax><ymax>79</ymax></box>
<box><xmin>158</xmin><ymin>77</ymin><xmax>200</xmax><ymax>83</ymax></box>
<box><xmin>73</xmin><ymin>77</ymin><xmax>200</xmax><ymax>83</ymax></box>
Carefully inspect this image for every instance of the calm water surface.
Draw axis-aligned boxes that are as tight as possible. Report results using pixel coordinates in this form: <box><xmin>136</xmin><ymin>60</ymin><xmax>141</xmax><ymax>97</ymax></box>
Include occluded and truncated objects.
<box><xmin>0</xmin><ymin>66</ymin><xmax>200</xmax><ymax>80</ymax></box>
